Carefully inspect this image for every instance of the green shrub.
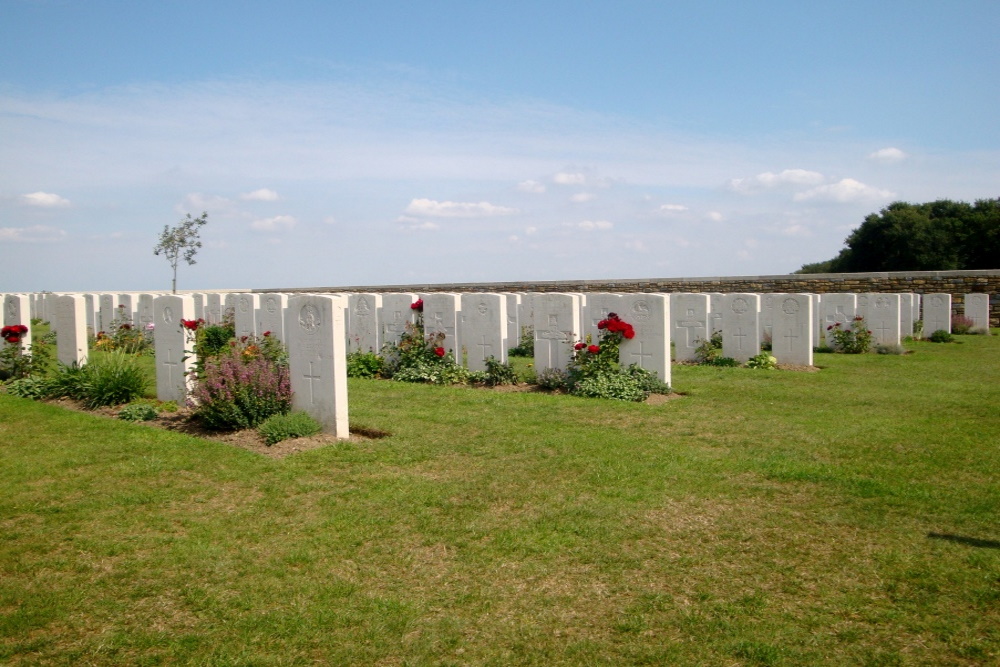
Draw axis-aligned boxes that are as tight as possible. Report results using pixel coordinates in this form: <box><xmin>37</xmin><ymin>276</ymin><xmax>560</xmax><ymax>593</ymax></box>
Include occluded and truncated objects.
<box><xmin>535</xmin><ymin>367</ymin><xmax>569</xmax><ymax>390</ymax></box>
<box><xmin>694</xmin><ymin>331</ymin><xmax>724</xmax><ymax>364</ymax></box>
<box><xmin>381</xmin><ymin>314</ymin><xmax>470</xmax><ymax>385</ymax></box>
<box><xmin>45</xmin><ymin>363</ymin><xmax>91</xmax><ymax>401</ymax></box>
<box><xmin>3</xmin><ymin>376</ymin><xmax>52</xmax><ymax>400</ymax></box>
<box><xmin>951</xmin><ymin>315</ymin><xmax>975</xmax><ymax>335</ymax></box>
<box><xmin>929</xmin><ymin>329</ymin><xmax>955</xmax><ymax>343</ymax></box>
<box><xmin>508</xmin><ymin>326</ymin><xmax>535</xmax><ymax>357</ymax></box>
<box><xmin>745</xmin><ymin>353</ymin><xmax>778</xmax><ymax>370</ymax></box>
<box><xmin>875</xmin><ymin>343</ymin><xmax>907</xmax><ymax>355</ymax></box>
<box><xmin>83</xmin><ymin>351</ymin><xmax>150</xmax><ymax>408</ymax></box>
<box><xmin>191</xmin><ymin>353</ymin><xmax>291</xmax><ymax>430</ymax></box>
<box><xmin>482</xmin><ymin>357</ymin><xmax>519</xmax><ymax>386</ymax></box>
<box><xmin>346</xmin><ymin>350</ymin><xmax>384</xmax><ymax>378</ymax></box>
<box><xmin>827</xmin><ymin>316</ymin><xmax>873</xmax><ymax>353</ymax></box>
<box><xmin>571</xmin><ymin>371</ymin><xmax>650</xmax><ymax>402</ymax></box>
<box><xmin>118</xmin><ymin>402</ymin><xmax>159</xmax><ymax>422</ymax></box>
<box><xmin>706</xmin><ymin>356</ymin><xmax>740</xmax><ymax>367</ymax></box>
<box><xmin>257</xmin><ymin>411</ymin><xmax>323</xmax><ymax>445</ymax></box>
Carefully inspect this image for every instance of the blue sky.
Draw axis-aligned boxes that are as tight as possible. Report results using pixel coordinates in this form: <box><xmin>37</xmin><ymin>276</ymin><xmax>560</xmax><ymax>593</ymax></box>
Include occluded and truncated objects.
<box><xmin>2</xmin><ymin>0</ymin><xmax>998</xmax><ymax>293</ymax></box>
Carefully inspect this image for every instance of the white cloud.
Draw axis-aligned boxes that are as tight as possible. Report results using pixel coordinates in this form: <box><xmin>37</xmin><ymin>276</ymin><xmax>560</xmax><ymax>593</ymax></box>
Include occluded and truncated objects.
<box><xmin>728</xmin><ymin>169</ymin><xmax>825</xmax><ymax>193</ymax></box>
<box><xmin>20</xmin><ymin>191</ymin><xmax>70</xmax><ymax>207</ymax></box>
<box><xmin>563</xmin><ymin>220</ymin><xmax>613</xmax><ymax>231</ymax></box>
<box><xmin>400</xmin><ymin>219</ymin><xmax>440</xmax><ymax>231</ymax></box>
<box><xmin>524</xmin><ymin>226</ymin><xmax>538</xmax><ymax>235</ymax></box>
<box><xmin>0</xmin><ymin>225</ymin><xmax>67</xmax><ymax>242</ymax></box>
<box><xmin>517</xmin><ymin>180</ymin><xmax>546</xmax><ymax>194</ymax></box>
<box><xmin>404</xmin><ymin>198</ymin><xmax>519</xmax><ymax>218</ymax></box>
<box><xmin>868</xmin><ymin>147</ymin><xmax>907</xmax><ymax>163</ymax></box>
<box><xmin>793</xmin><ymin>178</ymin><xmax>895</xmax><ymax>203</ymax></box>
<box><xmin>553</xmin><ymin>171</ymin><xmax>587</xmax><ymax>186</ymax></box>
<box><xmin>323</xmin><ymin>215</ymin><xmax>337</xmax><ymax>225</ymax></box>
<box><xmin>250</xmin><ymin>214</ymin><xmax>297</xmax><ymax>231</ymax></box>
<box><xmin>659</xmin><ymin>203</ymin><xmax>689</xmax><ymax>213</ymax></box>
<box><xmin>570</xmin><ymin>192</ymin><xmax>595</xmax><ymax>203</ymax></box>
<box><xmin>624</xmin><ymin>239</ymin><xmax>647</xmax><ymax>252</ymax></box>
<box><xmin>241</xmin><ymin>188</ymin><xmax>280</xmax><ymax>201</ymax></box>
<box><xmin>176</xmin><ymin>193</ymin><xmax>235</xmax><ymax>215</ymax></box>
<box><xmin>705</xmin><ymin>211</ymin><xmax>724</xmax><ymax>222</ymax></box>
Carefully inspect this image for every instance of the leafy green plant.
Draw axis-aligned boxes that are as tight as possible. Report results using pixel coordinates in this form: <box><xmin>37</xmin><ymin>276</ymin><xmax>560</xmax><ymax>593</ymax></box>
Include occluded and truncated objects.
<box><xmin>118</xmin><ymin>402</ymin><xmax>159</xmax><ymax>422</ymax></box>
<box><xmin>929</xmin><ymin>329</ymin><xmax>955</xmax><ymax>343</ymax></box>
<box><xmin>562</xmin><ymin>313</ymin><xmax>661</xmax><ymax>401</ymax></box>
<box><xmin>535</xmin><ymin>367</ymin><xmax>569</xmax><ymax>390</ymax></box>
<box><xmin>83</xmin><ymin>350</ymin><xmax>151</xmax><ymax>408</ymax></box>
<box><xmin>508</xmin><ymin>325</ymin><xmax>535</xmax><ymax>357</ymax></box>
<box><xmin>190</xmin><ymin>352</ymin><xmax>291</xmax><ymax>430</ymax></box>
<box><xmin>381</xmin><ymin>304</ymin><xmax>470</xmax><ymax>385</ymax></box>
<box><xmin>875</xmin><ymin>343</ymin><xmax>907</xmax><ymax>355</ymax></box>
<box><xmin>745</xmin><ymin>352</ymin><xmax>778</xmax><ymax>370</ymax></box>
<box><xmin>694</xmin><ymin>330</ymin><xmax>724</xmax><ymax>364</ymax></box>
<box><xmin>951</xmin><ymin>315</ymin><xmax>975</xmax><ymax>335</ymax></box>
<box><xmin>482</xmin><ymin>357</ymin><xmax>519</xmax><ymax>386</ymax></box>
<box><xmin>257</xmin><ymin>410</ymin><xmax>323</xmax><ymax>445</ymax></box>
<box><xmin>0</xmin><ymin>324</ymin><xmax>52</xmax><ymax>381</ymax></box>
<box><xmin>826</xmin><ymin>316</ymin><xmax>874</xmax><ymax>353</ymax></box>
<box><xmin>347</xmin><ymin>350</ymin><xmax>384</xmax><ymax>378</ymax></box>
<box><xmin>3</xmin><ymin>376</ymin><xmax>52</xmax><ymax>399</ymax></box>
<box><xmin>45</xmin><ymin>362</ymin><xmax>91</xmax><ymax>401</ymax></box>
<box><xmin>93</xmin><ymin>305</ymin><xmax>153</xmax><ymax>355</ymax></box>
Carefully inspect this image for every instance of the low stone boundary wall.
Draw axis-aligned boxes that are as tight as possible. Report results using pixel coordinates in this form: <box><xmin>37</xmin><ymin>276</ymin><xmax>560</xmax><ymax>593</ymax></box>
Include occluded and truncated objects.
<box><xmin>258</xmin><ymin>270</ymin><xmax>1000</xmax><ymax>327</ymax></box>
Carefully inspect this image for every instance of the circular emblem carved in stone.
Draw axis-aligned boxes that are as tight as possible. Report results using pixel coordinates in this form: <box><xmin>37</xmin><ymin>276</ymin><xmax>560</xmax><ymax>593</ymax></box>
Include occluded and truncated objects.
<box><xmin>478</xmin><ymin>302</ymin><xmax>488</xmax><ymax>316</ymax></box>
<box><xmin>781</xmin><ymin>298</ymin><xmax>800</xmax><ymax>315</ymax></box>
<box><xmin>731</xmin><ymin>297</ymin><xmax>750</xmax><ymax>315</ymax></box>
<box><xmin>239</xmin><ymin>296</ymin><xmax>250</xmax><ymax>313</ymax></box>
<box><xmin>876</xmin><ymin>296</ymin><xmax>890</xmax><ymax>308</ymax></box>
<box><xmin>265</xmin><ymin>297</ymin><xmax>278</xmax><ymax>314</ymax></box>
<box><xmin>162</xmin><ymin>306</ymin><xmax>174</xmax><ymax>324</ymax></box>
<box><xmin>632</xmin><ymin>300</ymin><xmax>650</xmax><ymax>320</ymax></box>
<box><xmin>299</xmin><ymin>304</ymin><xmax>321</xmax><ymax>334</ymax></box>
<box><xmin>931</xmin><ymin>295</ymin><xmax>943</xmax><ymax>306</ymax></box>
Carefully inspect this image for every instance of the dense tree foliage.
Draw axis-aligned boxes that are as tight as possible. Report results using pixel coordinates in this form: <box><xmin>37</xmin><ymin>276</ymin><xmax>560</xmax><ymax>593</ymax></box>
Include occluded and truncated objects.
<box><xmin>797</xmin><ymin>198</ymin><xmax>1000</xmax><ymax>273</ymax></box>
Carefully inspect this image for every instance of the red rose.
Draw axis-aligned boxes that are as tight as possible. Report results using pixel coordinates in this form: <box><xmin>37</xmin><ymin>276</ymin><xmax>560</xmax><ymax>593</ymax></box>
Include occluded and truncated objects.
<box><xmin>574</xmin><ymin>342</ymin><xmax>585</xmax><ymax>350</ymax></box>
<box><xmin>588</xmin><ymin>345</ymin><xmax>600</xmax><ymax>354</ymax></box>
<box><xmin>13</xmin><ymin>325</ymin><xmax>28</xmax><ymax>335</ymax></box>
<box><xmin>623</xmin><ymin>327</ymin><xmax>635</xmax><ymax>339</ymax></box>
<box><xmin>597</xmin><ymin>319</ymin><xmax>608</xmax><ymax>330</ymax></box>
<box><xmin>411</xmin><ymin>299</ymin><xmax>424</xmax><ymax>311</ymax></box>
<box><xmin>4</xmin><ymin>335</ymin><xmax>19</xmax><ymax>344</ymax></box>
<box><xmin>263</xmin><ymin>331</ymin><xmax>271</xmax><ymax>337</ymax></box>
<box><xmin>434</xmin><ymin>347</ymin><xmax>445</xmax><ymax>357</ymax></box>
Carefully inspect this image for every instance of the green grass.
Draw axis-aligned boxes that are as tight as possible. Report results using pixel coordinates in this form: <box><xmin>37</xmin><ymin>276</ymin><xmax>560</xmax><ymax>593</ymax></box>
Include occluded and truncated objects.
<box><xmin>1</xmin><ymin>333</ymin><xmax>998</xmax><ymax>664</ymax></box>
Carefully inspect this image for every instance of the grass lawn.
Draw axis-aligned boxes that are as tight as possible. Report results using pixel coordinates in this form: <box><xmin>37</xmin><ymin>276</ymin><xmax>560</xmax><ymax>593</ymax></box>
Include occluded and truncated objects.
<box><xmin>1</xmin><ymin>334</ymin><xmax>998</xmax><ymax>665</ymax></box>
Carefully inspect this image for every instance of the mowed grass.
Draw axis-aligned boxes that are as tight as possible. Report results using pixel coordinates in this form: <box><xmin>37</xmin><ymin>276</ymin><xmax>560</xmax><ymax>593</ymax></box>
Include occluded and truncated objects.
<box><xmin>1</xmin><ymin>335</ymin><xmax>998</xmax><ymax>665</ymax></box>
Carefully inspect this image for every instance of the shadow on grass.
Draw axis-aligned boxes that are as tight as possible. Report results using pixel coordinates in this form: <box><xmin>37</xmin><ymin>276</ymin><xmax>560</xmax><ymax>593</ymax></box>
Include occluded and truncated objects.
<box><xmin>928</xmin><ymin>532</ymin><xmax>1000</xmax><ymax>549</ymax></box>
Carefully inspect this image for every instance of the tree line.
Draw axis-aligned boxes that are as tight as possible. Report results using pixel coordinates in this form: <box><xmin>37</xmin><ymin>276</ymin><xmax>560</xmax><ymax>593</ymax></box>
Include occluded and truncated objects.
<box><xmin>797</xmin><ymin>198</ymin><xmax>1000</xmax><ymax>274</ymax></box>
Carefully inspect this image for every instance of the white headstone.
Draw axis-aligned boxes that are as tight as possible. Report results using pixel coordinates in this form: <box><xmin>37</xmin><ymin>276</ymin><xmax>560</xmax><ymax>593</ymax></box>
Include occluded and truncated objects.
<box><xmin>533</xmin><ymin>293</ymin><xmax>581</xmax><ymax>373</ymax></box>
<box><xmin>721</xmin><ymin>293</ymin><xmax>761</xmax><ymax>363</ymax></box>
<box><xmin>206</xmin><ymin>294</ymin><xmax>223</xmax><ymax>325</ymax></box>
<box><xmin>770</xmin><ymin>294</ymin><xmax>813</xmax><ymax>366</ymax></box>
<box><xmin>191</xmin><ymin>293</ymin><xmax>206</xmax><ymax>321</ymax></box>
<box><xmin>98</xmin><ymin>294</ymin><xmax>116</xmax><ymax>334</ymax></box>
<box><xmin>582</xmin><ymin>293</ymin><xmax>624</xmax><ymax>342</ymax></box>
<box><xmin>964</xmin><ymin>293</ymin><xmax>990</xmax><ymax>332</ymax></box>
<box><xmin>619</xmin><ymin>294</ymin><xmax>670</xmax><ymax>385</ymax></box>
<box><xmin>421</xmin><ymin>293</ymin><xmax>461</xmax><ymax>355</ymax></box>
<box><xmin>380</xmin><ymin>293</ymin><xmax>418</xmax><ymax>347</ymax></box>
<box><xmin>223</xmin><ymin>293</ymin><xmax>238</xmax><ymax>324</ymax></box>
<box><xmin>55</xmin><ymin>295</ymin><xmax>88</xmax><ymax>367</ymax></box>
<box><xmin>503</xmin><ymin>293</ymin><xmax>521</xmax><ymax>354</ymax></box>
<box><xmin>116</xmin><ymin>293</ymin><xmax>137</xmax><ymax>327</ymax></box>
<box><xmin>868</xmin><ymin>294</ymin><xmax>901</xmax><ymax>345</ymax></box>
<box><xmin>760</xmin><ymin>293</ymin><xmax>777</xmax><ymax>344</ymax></box>
<box><xmin>153</xmin><ymin>295</ymin><xmax>196</xmax><ymax>402</ymax></box>
<box><xmin>819</xmin><ymin>294</ymin><xmax>857</xmax><ymax>347</ymax></box>
<box><xmin>670</xmin><ymin>293</ymin><xmax>710</xmax><ymax>362</ymax></box>
<box><xmin>257</xmin><ymin>293</ymin><xmax>288</xmax><ymax>341</ymax></box>
<box><xmin>348</xmin><ymin>293</ymin><xmax>382</xmax><ymax>353</ymax></box>
<box><xmin>460</xmin><ymin>293</ymin><xmax>507</xmax><ymax>371</ymax></box>
<box><xmin>3</xmin><ymin>294</ymin><xmax>32</xmax><ymax>354</ymax></box>
<box><xmin>923</xmin><ymin>293</ymin><xmax>952</xmax><ymax>334</ymax></box>
<box><xmin>137</xmin><ymin>294</ymin><xmax>156</xmax><ymax>330</ymax></box>
<box><xmin>286</xmin><ymin>294</ymin><xmax>349</xmax><ymax>438</ymax></box>
<box><xmin>82</xmin><ymin>294</ymin><xmax>97</xmax><ymax>335</ymax></box>
<box><xmin>899</xmin><ymin>293</ymin><xmax>917</xmax><ymax>337</ymax></box>
<box><xmin>233</xmin><ymin>293</ymin><xmax>260</xmax><ymax>339</ymax></box>
<box><xmin>707</xmin><ymin>292</ymin><xmax>724</xmax><ymax>338</ymax></box>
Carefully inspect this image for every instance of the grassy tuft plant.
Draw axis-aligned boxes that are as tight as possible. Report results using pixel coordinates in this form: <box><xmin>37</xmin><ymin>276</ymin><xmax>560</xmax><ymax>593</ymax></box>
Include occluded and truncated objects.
<box><xmin>929</xmin><ymin>329</ymin><xmax>955</xmax><ymax>343</ymax></box>
<box><xmin>875</xmin><ymin>343</ymin><xmax>907</xmax><ymax>355</ymax></box>
<box><xmin>951</xmin><ymin>315</ymin><xmax>975</xmax><ymax>334</ymax></box>
<box><xmin>346</xmin><ymin>350</ymin><xmax>384</xmax><ymax>378</ymax></box>
<box><xmin>257</xmin><ymin>410</ymin><xmax>323</xmax><ymax>445</ymax></box>
<box><xmin>82</xmin><ymin>350</ymin><xmax>150</xmax><ymax>408</ymax></box>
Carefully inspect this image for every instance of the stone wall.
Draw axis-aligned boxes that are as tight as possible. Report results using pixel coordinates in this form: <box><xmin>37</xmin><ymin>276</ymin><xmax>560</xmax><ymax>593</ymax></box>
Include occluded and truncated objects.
<box><xmin>258</xmin><ymin>269</ymin><xmax>1000</xmax><ymax>327</ymax></box>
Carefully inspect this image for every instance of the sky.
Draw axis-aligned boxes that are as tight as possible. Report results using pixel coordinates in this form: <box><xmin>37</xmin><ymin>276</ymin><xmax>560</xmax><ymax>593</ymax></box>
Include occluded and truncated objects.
<box><xmin>2</xmin><ymin>0</ymin><xmax>998</xmax><ymax>293</ymax></box>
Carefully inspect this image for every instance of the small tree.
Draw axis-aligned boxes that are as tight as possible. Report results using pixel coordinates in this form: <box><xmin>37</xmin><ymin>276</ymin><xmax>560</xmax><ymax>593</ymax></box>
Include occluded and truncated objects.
<box><xmin>153</xmin><ymin>212</ymin><xmax>208</xmax><ymax>294</ymax></box>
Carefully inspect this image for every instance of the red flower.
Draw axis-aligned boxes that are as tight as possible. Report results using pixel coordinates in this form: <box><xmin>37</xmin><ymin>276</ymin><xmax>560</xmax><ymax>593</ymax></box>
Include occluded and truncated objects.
<box><xmin>4</xmin><ymin>335</ymin><xmax>19</xmax><ymax>344</ymax></box>
<box><xmin>181</xmin><ymin>319</ymin><xmax>201</xmax><ymax>331</ymax></box>
<box><xmin>12</xmin><ymin>325</ymin><xmax>27</xmax><ymax>335</ymax></box>
<box><xmin>597</xmin><ymin>319</ymin><xmax>608</xmax><ymax>330</ymax></box>
<box><xmin>120</xmin><ymin>323</ymin><xmax>132</xmax><ymax>330</ymax></box>
<box><xmin>411</xmin><ymin>299</ymin><xmax>424</xmax><ymax>311</ymax></box>
<box><xmin>434</xmin><ymin>346</ymin><xmax>445</xmax><ymax>357</ymax></box>
<box><xmin>622</xmin><ymin>326</ymin><xmax>635</xmax><ymax>340</ymax></box>
<box><xmin>574</xmin><ymin>342</ymin><xmax>585</xmax><ymax>350</ymax></box>
<box><xmin>262</xmin><ymin>331</ymin><xmax>271</xmax><ymax>337</ymax></box>
<box><xmin>588</xmin><ymin>345</ymin><xmax>600</xmax><ymax>354</ymax></box>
